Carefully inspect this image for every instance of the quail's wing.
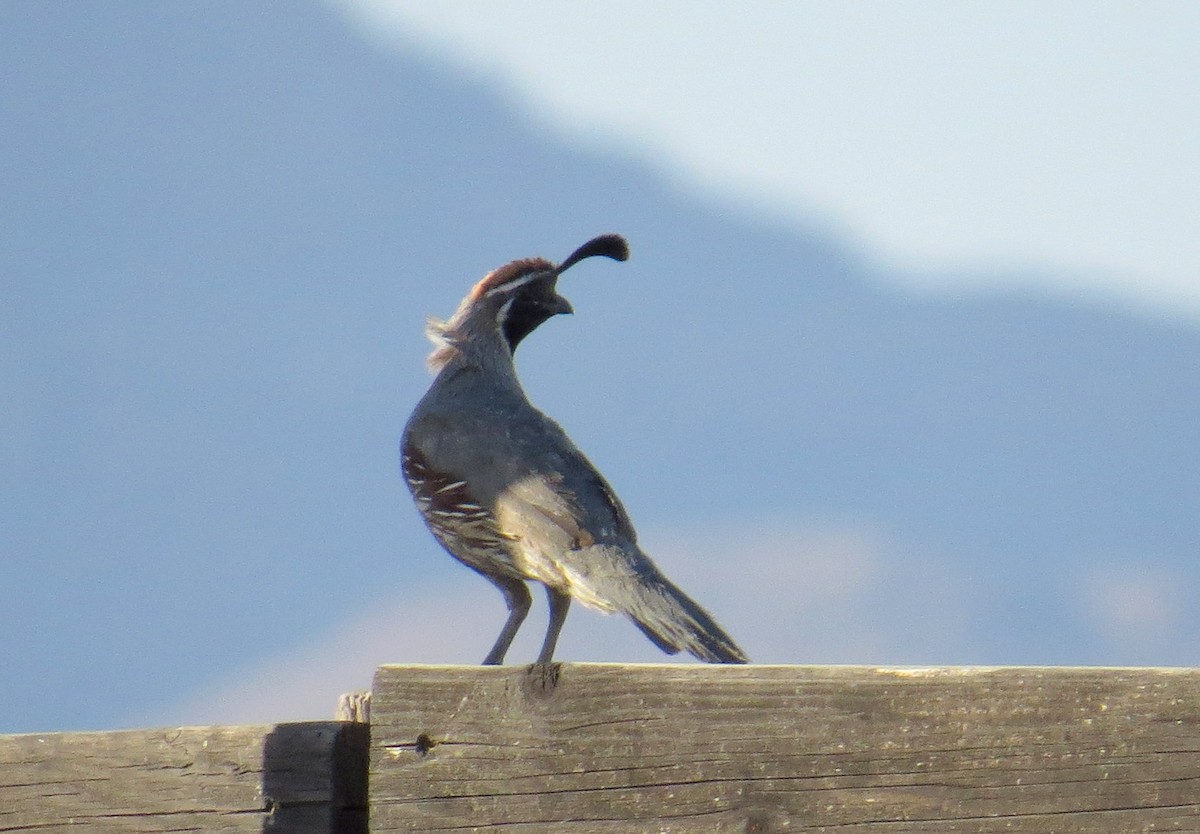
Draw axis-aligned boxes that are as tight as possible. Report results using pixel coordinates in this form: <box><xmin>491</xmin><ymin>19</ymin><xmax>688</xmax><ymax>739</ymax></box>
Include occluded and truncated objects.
<box><xmin>407</xmin><ymin>399</ymin><xmax>642</xmax><ymax>567</ymax></box>
<box><xmin>494</xmin><ymin>451</ymin><xmax>634</xmax><ymax>544</ymax></box>
<box><xmin>491</xmin><ymin>457</ymin><xmax>659</xmax><ymax>610</ymax></box>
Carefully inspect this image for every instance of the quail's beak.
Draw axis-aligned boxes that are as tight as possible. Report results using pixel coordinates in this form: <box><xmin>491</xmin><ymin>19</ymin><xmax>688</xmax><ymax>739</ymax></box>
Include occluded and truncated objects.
<box><xmin>549</xmin><ymin>293</ymin><xmax>574</xmax><ymax>316</ymax></box>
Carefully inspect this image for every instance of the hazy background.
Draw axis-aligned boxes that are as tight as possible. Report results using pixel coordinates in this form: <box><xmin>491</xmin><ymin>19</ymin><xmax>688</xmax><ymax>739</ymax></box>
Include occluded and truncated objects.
<box><xmin>2</xmin><ymin>1</ymin><xmax>1197</xmax><ymax>733</ymax></box>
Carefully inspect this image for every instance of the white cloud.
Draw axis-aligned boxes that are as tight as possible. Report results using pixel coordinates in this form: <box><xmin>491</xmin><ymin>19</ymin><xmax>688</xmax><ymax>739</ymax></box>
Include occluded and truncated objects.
<box><xmin>139</xmin><ymin>515</ymin><xmax>1200</xmax><ymax>728</ymax></box>
<box><xmin>331</xmin><ymin>0</ymin><xmax>1200</xmax><ymax>317</ymax></box>
<box><xmin>136</xmin><ymin>518</ymin><xmax>976</xmax><ymax>727</ymax></box>
<box><xmin>131</xmin><ymin>583</ymin><xmax>493</xmax><ymax>728</ymax></box>
<box><xmin>1077</xmin><ymin>563</ymin><xmax>1190</xmax><ymax>657</ymax></box>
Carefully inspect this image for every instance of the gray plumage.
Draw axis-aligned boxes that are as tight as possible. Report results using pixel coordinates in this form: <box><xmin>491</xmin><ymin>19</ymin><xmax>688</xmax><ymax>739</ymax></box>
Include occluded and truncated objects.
<box><xmin>401</xmin><ymin>234</ymin><xmax>747</xmax><ymax>665</ymax></box>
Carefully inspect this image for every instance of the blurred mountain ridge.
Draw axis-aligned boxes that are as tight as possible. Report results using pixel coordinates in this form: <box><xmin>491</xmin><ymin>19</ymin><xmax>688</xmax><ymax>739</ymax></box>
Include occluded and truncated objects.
<box><xmin>2</xmin><ymin>1</ymin><xmax>1196</xmax><ymax>731</ymax></box>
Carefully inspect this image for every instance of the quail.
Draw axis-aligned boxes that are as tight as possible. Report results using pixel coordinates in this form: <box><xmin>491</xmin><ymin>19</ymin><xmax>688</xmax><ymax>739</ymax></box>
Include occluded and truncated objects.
<box><xmin>401</xmin><ymin>234</ymin><xmax>747</xmax><ymax>665</ymax></box>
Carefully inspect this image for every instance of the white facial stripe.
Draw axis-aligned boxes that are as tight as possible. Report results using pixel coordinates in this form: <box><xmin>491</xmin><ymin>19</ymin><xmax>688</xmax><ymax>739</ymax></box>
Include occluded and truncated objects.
<box><xmin>484</xmin><ymin>272</ymin><xmax>539</xmax><ymax>297</ymax></box>
<box><xmin>495</xmin><ymin>296</ymin><xmax>515</xmax><ymax>325</ymax></box>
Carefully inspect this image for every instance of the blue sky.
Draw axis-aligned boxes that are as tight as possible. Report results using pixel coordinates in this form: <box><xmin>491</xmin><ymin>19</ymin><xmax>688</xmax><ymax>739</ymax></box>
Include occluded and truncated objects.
<box><xmin>154</xmin><ymin>3</ymin><xmax>1200</xmax><ymax>725</ymax></box>
<box><xmin>3</xmin><ymin>2</ymin><xmax>1196</xmax><ymax>732</ymax></box>
<box><xmin>337</xmin><ymin>0</ymin><xmax>1200</xmax><ymax>315</ymax></box>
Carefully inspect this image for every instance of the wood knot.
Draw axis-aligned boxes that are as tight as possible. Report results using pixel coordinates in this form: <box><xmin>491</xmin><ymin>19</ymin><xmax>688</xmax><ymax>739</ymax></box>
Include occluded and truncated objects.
<box><xmin>414</xmin><ymin>733</ymin><xmax>436</xmax><ymax>756</ymax></box>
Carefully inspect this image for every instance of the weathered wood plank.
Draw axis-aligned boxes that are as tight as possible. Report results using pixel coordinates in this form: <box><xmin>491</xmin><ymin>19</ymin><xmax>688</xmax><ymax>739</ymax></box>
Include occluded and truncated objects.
<box><xmin>370</xmin><ymin>664</ymin><xmax>1200</xmax><ymax>833</ymax></box>
<box><xmin>0</xmin><ymin>721</ymin><xmax>368</xmax><ymax>833</ymax></box>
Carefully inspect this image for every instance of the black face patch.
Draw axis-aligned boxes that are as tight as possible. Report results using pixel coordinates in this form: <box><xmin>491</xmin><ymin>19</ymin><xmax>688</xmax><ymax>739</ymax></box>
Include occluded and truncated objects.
<box><xmin>501</xmin><ymin>285</ymin><xmax>567</xmax><ymax>352</ymax></box>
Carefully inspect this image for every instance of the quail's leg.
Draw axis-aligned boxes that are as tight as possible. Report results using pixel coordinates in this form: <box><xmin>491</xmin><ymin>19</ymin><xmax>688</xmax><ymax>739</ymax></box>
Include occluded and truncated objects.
<box><xmin>482</xmin><ymin>577</ymin><xmax>532</xmax><ymax>665</ymax></box>
<box><xmin>536</xmin><ymin>587</ymin><xmax>572</xmax><ymax>664</ymax></box>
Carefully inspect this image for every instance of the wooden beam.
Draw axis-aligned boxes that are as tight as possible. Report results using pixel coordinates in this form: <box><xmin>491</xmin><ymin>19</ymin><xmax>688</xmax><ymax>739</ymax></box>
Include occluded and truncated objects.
<box><xmin>369</xmin><ymin>664</ymin><xmax>1200</xmax><ymax>832</ymax></box>
<box><xmin>0</xmin><ymin>721</ymin><xmax>368</xmax><ymax>833</ymax></box>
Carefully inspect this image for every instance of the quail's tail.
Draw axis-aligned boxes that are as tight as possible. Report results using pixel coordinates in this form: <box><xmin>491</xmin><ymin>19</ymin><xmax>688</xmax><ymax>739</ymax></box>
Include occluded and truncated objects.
<box><xmin>571</xmin><ymin>545</ymin><xmax>748</xmax><ymax>663</ymax></box>
<box><xmin>622</xmin><ymin>573</ymin><xmax>749</xmax><ymax>663</ymax></box>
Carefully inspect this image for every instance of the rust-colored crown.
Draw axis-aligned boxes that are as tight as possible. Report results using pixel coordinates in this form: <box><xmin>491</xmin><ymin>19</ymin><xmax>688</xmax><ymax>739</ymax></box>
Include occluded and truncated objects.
<box><xmin>467</xmin><ymin>258</ymin><xmax>554</xmax><ymax>302</ymax></box>
<box><xmin>465</xmin><ymin>234</ymin><xmax>630</xmax><ymax>302</ymax></box>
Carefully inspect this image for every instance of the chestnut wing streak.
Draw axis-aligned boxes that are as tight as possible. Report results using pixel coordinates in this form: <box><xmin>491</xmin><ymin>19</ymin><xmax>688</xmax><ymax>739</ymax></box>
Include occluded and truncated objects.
<box><xmin>401</xmin><ymin>445</ymin><xmax>519</xmax><ymax>578</ymax></box>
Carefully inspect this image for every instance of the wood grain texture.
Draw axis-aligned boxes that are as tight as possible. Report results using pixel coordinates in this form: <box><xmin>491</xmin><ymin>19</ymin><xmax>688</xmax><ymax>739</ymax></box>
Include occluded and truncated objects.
<box><xmin>369</xmin><ymin>664</ymin><xmax>1200</xmax><ymax>833</ymax></box>
<box><xmin>0</xmin><ymin>721</ymin><xmax>368</xmax><ymax>833</ymax></box>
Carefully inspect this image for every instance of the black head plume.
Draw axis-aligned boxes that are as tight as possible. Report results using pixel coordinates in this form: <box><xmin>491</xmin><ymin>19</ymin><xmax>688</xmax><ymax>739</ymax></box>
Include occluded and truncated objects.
<box><xmin>556</xmin><ymin>234</ymin><xmax>630</xmax><ymax>275</ymax></box>
<box><xmin>496</xmin><ymin>234</ymin><xmax>628</xmax><ymax>353</ymax></box>
<box><xmin>428</xmin><ymin>234</ymin><xmax>632</xmax><ymax>369</ymax></box>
